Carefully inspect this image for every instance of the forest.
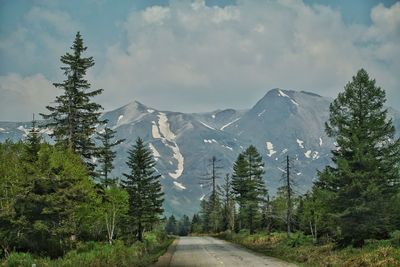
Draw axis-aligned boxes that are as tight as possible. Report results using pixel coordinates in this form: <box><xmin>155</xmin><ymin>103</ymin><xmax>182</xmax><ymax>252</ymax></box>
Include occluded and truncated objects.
<box><xmin>1</xmin><ymin>32</ymin><xmax>400</xmax><ymax>266</ymax></box>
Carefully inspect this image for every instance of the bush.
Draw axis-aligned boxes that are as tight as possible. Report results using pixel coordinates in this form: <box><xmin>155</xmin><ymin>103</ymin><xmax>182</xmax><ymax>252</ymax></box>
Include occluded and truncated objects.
<box><xmin>390</xmin><ymin>230</ymin><xmax>400</xmax><ymax>247</ymax></box>
<box><xmin>2</xmin><ymin>231</ymin><xmax>174</xmax><ymax>267</ymax></box>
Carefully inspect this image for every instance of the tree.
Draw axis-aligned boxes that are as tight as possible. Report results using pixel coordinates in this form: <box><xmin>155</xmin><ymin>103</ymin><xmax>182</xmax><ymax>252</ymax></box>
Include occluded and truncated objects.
<box><xmin>178</xmin><ymin>215</ymin><xmax>191</xmax><ymax>236</ymax></box>
<box><xmin>165</xmin><ymin>215</ymin><xmax>177</xmax><ymax>235</ymax></box>
<box><xmin>218</xmin><ymin>174</ymin><xmax>235</xmax><ymax>231</ymax></box>
<box><xmin>3</xmin><ymin>143</ymin><xmax>99</xmax><ymax>257</ymax></box>
<box><xmin>231</xmin><ymin>153</ymin><xmax>248</xmax><ymax>230</ymax></box>
<box><xmin>190</xmin><ymin>214</ymin><xmax>202</xmax><ymax>233</ymax></box>
<box><xmin>96</xmin><ymin>127</ymin><xmax>124</xmax><ymax>186</ymax></box>
<box><xmin>200</xmin><ymin>156</ymin><xmax>223</xmax><ymax>233</ymax></box>
<box><xmin>317</xmin><ymin>69</ymin><xmax>400</xmax><ymax>247</ymax></box>
<box><xmin>24</xmin><ymin>114</ymin><xmax>42</xmax><ymax>163</ymax></box>
<box><xmin>103</xmin><ymin>185</ymin><xmax>128</xmax><ymax>244</ymax></box>
<box><xmin>41</xmin><ymin>32</ymin><xmax>104</xmax><ymax>173</ymax></box>
<box><xmin>122</xmin><ymin>138</ymin><xmax>164</xmax><ymax>242</ymax></box>
<box><xmin>232</xmin><ymin>146</ymin><xmax>267</xmax><ymax>234</ymax></box>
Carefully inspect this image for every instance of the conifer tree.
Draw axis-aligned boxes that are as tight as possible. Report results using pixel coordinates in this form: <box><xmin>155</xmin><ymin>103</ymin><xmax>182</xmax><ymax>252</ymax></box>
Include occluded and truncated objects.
<box><xmin>96</xmin><ymin>127</ymin><xmax>124</xmax><ymax>186</ymax></box>
<box><xmin>231</xmin><ymin>153</ymin><xmax>248</xmax><ymax>230</ymax></box>
<box><xmin>218</xmin><ymin>174</ymin><xmax>235</xmax><ymax>231</ymax></box>
<box><xmin>232</xmin><ymin>146</ymin><xmax>267</xmax><ymax>234</ymax></box>
<box><xmin>41</xmin><ymin>32</ymin><xmax>104</xmax><ymax>173</ymax></box>
<box><xmin>317</xmin><ymin>69</ymin><xmax>400</xmax><ymax>247</ymax></box>
<box><xmin>165</xmin><ymin>215</ymin><xmax>177</xmax><ymax>235</ymax></box>
<box><xmin>24</xmin><ymin>114</ymin><xmax>42</xmax><ymax>163</ymax></box>
<box><xmin>122</xmin><ymin>138</ymin><xmax>164</xmax><ymax>242</ymax></box>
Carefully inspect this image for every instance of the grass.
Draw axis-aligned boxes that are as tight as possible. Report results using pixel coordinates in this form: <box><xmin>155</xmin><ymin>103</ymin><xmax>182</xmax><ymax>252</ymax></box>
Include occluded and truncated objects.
<box><xmin>1</xmin><ymin>232</ymin><xmax>174</xmax><ymax>267</ymax></box>
<box><xmin>215</xmin><ymin>231</ymin><xmax>400</xmax><ymax>267</ymax></box>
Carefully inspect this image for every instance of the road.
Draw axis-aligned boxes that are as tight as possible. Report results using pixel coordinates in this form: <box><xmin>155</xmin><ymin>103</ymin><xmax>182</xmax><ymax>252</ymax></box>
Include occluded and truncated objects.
<box><xmin>168</xmin><ymin>236</ymin><xmax>296</xmax><ymax>267</ymax></box>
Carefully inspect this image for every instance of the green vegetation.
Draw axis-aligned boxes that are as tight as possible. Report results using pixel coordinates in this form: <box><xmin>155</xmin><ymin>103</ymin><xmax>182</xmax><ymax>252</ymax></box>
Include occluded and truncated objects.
<box><xmin>193</xmin><ymin>69</ymin><xmax>400</xmax><ymax>266</ymax></box>
<box><xmin>216</xmin><ymin>231</ymin><xmax>400</xmax><ymax>267</ymax></box>
<box><xmin>0</xmin><ymin>32</ymin><xmax>169</xmax><ymax>266</ymax></box>
<box><xmin>3</xmin><ymin>230</ymin><xmax>173</xmax><ymax>267</ymax></box>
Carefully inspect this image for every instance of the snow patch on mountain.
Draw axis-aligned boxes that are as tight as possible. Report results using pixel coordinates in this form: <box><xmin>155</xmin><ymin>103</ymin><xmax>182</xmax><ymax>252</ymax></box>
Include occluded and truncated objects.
<box><xmin>0</xmin><ymin>128</ymin><xmax>5</xmax><ymax>132</ymax></box>
<box><xmin>222</xmin><ymin>145</ymin><xmax>233</xmax><ymax>151</ymax></box>
<box><xmin>152</xmin><ymin>113</ymin><xmax>185</xmax><ymax>179</ymax></box>
<box><xmin>149</xmin><ymin>143</ymin><xmax>161</xmax><ymax>158</ymax></box>
<box><xmin>117</xmin><ymin>115</ymin><xmax>124</xmax><ymax>123</ymax></box>
<box><xmin>312</xmin><ymin>151</ymin><xmax>320</xmax><ymax>160</ymax></box>
<box><xmin>174</xmin><ymin>181</ymin><xmax>186</xmax><ymax>190</ymax></box>
<box><xmin>304</xmin><ymin>150</ymin><xmax>312</xmax><ymax>158</ymax></box>
<box><xmin>297</xmin><ymin>138</ymin><xmax>304</xmax><ymax>149</ymax></box>
<box><xmin>199</xmin><ymin>121</ymin><xmax>216</xmax><ymax>130</ymax></box>
<box><xmin>151</xmin><ymin>121</ymin><xmax>162</xmax><ymax>139</ymax></box>
<box><xmin>319</xmin><ymin>137</ymin><xmax>323</xmax><ymax>146</ymax></box>
<box><xmin>258</xmin><ymin>109</ymin><xmax>266</xmax><ymax>117</ymax></box>
<box><xmin>277</xmin><ymin>89</ymin><xmax>299</xmax><ymax>106</ymax></box>
<box><xmin>147</xmin><ymin>109</ymin><xmax>154</xmax><ymax>113</ymax></box>
<box><xmin>266</xmin><ymin>141</ymin><xmax>277</xmax><ymax>157</ymax></box>
<box><xmin>220</xmin><ymin>117</ymin><xmax>240</xmax><ymax>131</ymax></box>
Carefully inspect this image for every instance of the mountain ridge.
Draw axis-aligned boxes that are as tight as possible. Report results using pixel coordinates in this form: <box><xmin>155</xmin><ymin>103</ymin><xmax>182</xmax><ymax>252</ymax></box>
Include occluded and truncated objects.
<box><xmin>1</xmin><ymin>88</ymin><xmax>399</xmax><ymax>216</ymax></box>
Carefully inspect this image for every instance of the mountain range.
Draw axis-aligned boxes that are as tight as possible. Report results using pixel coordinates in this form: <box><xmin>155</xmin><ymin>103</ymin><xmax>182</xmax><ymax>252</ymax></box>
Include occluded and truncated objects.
<box><xmin>1</xmin><ymin>88</ymin><xmax>400</xmax><ymax>216</ymax></box>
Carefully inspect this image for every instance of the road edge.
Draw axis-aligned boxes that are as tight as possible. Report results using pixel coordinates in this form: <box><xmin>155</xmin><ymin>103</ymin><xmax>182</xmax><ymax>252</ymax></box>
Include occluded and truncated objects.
<box><xmin>149</xmin><ymin>237</ymin><xmax>179</xmax><ymax>267</ymax></box>
<box><xmin>212</xmin><ymin>236</ymin><xmax>298</xmax><ymax>267</ymax></box>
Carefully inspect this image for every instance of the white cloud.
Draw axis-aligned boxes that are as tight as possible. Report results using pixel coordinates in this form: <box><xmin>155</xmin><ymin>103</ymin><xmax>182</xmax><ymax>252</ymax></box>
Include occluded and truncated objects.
<box><xmin>94</xmin><ymin>1</ymin><xmax>400</xmax><ymax>113</ymax></box>
<box><xmin>0</xmin><ymin>73</ymin><xmax>56</xmax><ymax>121</ymax></box>
<box><xmin>1</xmin><ymin>1</ymin><xmax>400</xmax><ymax>120</ymax></box>
<box><xmin>142</xmin><ymin>6</ymin><xmax>170</xmax><ymax>25</ymax></box>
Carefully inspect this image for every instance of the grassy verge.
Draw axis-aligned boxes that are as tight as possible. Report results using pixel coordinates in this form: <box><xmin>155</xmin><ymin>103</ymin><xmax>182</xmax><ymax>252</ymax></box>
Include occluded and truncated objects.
<box><xmin>215</xmin><ymin>231</ymin><xmax>400</xmax><ymax>267</ymax></box>
<box><xmin>2</xmin><ymin>232</ymin><xmax>174</xmax><ymax>267</ymax></box>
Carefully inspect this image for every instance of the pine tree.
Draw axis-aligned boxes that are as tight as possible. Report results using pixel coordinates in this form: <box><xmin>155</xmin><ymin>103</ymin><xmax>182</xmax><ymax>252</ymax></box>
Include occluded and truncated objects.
<box><xmin>24</xmin><ymin>114</ymin><xmax>42</xmax><ymax>163</ymax></box>
<box><xmin>165</xmin><ymin>215</ymin><xmax>177</xmax><ymax>235</ymax></box>
<box><xmin>232</xmin><ymin>146</ymin><xmax>267</xmax><ymax>234</ymax></box>
<box><xmin>231</xmin><ymin>153</ymin><xmax>248</xmax><ymax>230</ymax></box>
<box><xmin>317</xmin><ymin>69</ymin><xmax>400</xmax><ymax>247</ymax></box>
<box><xmin>41</xmin><ymin>32</ymin><xmax>104</xmax><ymax>173</ymax></box>
<box><xmin>122</xmin><ymin>138</ymin><xmax>164</xmax><ymax>241</ymax></box>
<box><xmin>96</xmin><ymin>127</ymin><xmax>124</xmax><ymax>186</ymax></box>
<box><xmin>218</xmin><ymin>174</ymin><xmax>235</xmax><ymax>231</ymax></box>
<box><xmin>200</xmin><ymin>156</ymin><xmax>223</xmax><ymax>233</ymax></box>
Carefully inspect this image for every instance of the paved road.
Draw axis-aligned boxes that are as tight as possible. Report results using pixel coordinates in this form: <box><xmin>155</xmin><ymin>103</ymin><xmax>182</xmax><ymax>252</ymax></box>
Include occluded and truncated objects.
<box><xmin>169</xmin><ymin>236</ymin><xmax>296</xmax><ymax>267</ymax></box>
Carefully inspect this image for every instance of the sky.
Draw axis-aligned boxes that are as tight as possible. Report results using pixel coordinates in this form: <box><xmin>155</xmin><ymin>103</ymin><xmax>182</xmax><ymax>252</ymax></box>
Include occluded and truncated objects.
<box><xmin>0</xmin><ymin>0</ymin><xmax>399</xmax><ymax>121</ymax></box>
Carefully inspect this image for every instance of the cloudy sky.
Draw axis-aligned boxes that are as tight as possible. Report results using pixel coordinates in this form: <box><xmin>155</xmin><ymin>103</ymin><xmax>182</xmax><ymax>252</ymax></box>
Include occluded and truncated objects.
<box><xmin>0</xmin><ymin>0</ymin><xmax>399</xmax><ymax>121</ymax></box>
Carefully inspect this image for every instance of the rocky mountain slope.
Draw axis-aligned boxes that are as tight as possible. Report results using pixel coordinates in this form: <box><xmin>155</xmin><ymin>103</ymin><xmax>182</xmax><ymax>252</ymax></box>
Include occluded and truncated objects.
<box><xmin>1</xmin><ymin>88</ymin><xmax>399</xmax><ymax>216</ymax></box>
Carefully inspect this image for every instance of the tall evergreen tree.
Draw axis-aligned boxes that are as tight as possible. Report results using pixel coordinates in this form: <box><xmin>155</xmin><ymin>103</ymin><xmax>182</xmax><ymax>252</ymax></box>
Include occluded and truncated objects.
<box><xmin>231</xmin><ymin>153</ymin><xmax>248</xmax><ymax>230</ymax></box>
<box><xmin>96</xmin><ymin>127</ymin><xmax>124</xmax><ymax>186</ymax></box>
<box><xmin>41</xmin><ymin>32</ymin><xmax>104</xmax><ymax>173</ymax></box>
<box><xmin>317</xmin><ymin>69</ymin><xmax>400</xmax><ymax>247</ymax></box>
<box><xmin>165</xmin><ymin>215</ymin><xmax>177</xmax><ymax>235</ymax></box>
<box><xmin>218</xmin><ymin>174</ymin><xmax>235</xmax><ymax>231</ymax></box>
<box><xmin>232</xmin><ymin>146</ymin><xmax>267</xmax><ymax>234</ymax></box>
<box><xmin>24</xmin><ymin>114</ymin><xmax>42</xmax><ymax>163</ymax></box>
<box><xmin>122</xmin><ymin>138</ymin><xmax>164</xmax><ymax>242</ymax></box>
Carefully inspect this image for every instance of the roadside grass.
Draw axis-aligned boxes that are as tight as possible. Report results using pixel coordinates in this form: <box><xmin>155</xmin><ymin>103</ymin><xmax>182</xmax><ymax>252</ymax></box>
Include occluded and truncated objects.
<box><xmin>2</xmin><ymin>232</ymin><xmax>174</xmax><ymax>267</ymax></box>
<box><xmin>215</xmin><ymin>230</ymin><xmax>400</xmax><ymax>267</ymax></box>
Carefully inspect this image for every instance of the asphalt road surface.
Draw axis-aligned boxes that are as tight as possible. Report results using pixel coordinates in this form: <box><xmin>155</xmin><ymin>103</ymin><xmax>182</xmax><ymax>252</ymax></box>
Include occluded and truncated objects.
<box><xmin>169</xmin><ymin>236</ymin><xmax>296</xmax><ymax>267</ymax></box>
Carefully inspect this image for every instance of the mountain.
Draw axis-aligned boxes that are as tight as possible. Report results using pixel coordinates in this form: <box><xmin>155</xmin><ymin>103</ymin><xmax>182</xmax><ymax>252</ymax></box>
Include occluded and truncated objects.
<box><xmin>1</xmin><ymin>88</ymin><xmax>400</xmax><ymax>216</ymax></box>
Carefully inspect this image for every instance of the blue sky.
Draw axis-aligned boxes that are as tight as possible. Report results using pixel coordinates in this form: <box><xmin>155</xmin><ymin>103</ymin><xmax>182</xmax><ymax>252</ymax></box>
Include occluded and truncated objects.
<box><xmin>0</xmin><ymin>0</ymin><xmax>399</xmax><ymax>120</ymax></box>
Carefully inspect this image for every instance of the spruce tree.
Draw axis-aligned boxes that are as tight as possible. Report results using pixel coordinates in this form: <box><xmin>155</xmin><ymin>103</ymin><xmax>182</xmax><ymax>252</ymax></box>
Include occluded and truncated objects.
<box><xmin>317</xmin><ymin>69</ymin><xmax>400</xmax><ymax>247</ymax></box>
<box><xmin>96</xmin><ymin>127</ymin><xmax>124</xmax><ymax>186</ymax></box>
<box><xmin>24</xmin><ymin>114</ymin><xmax>42</xmax><ymax>163</ymax></box>
<box><xmin>122</xmin><ymin>138</ymin><xmax>164</xmax><ymax>241</ymax></box>
<box><xmin>218</xmin><ymin>174</ymin><xmax>235</xmax><ymax>231</ymax></box>
<box><xmin>231</xmin><ymin>153</ymin><xmax>248</xmax><ymax>230</ymax></box>
<box><xmin>232</xmin><ymin>146</ymin><xmax>267</xmax><ymax>234</ymax></box>
<box><xmin>243</xmin><ymin>145</ymin><xmax>267</xmax><ymax>234</ymax></box>
<box><xmin>41</xmin><ymin>32</ymin><xmax>104</xmax><ymax>173</ymax></box>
